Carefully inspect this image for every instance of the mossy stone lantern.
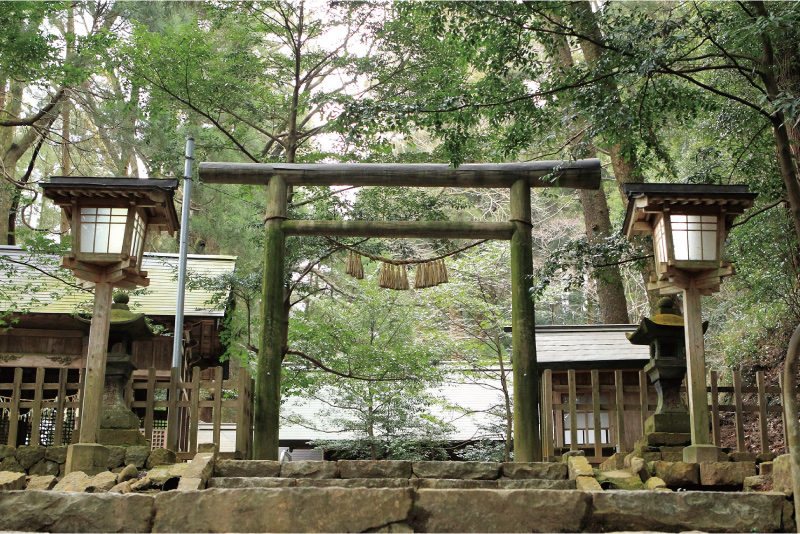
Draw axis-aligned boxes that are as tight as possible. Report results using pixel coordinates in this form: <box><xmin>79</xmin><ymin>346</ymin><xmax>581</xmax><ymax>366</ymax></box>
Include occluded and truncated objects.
<box><xmin>42</xmin><ymin>177</ymin><xmax>178</xmax><ymax>473</ymax></box>
<box><xmin>623</xmin><ymin>183</ymin><xmax>756</xmax><ymax>463</ymax></box>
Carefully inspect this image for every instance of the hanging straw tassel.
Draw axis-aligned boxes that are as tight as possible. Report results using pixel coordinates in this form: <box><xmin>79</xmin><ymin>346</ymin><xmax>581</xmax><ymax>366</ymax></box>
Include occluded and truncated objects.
<box><xmin>352</xmin><ymin>253</ymin><xmax>364</xmax><ymax>279</ymax></box>
<box><xmin>378</xmin><ymin>263</ymin><xmax>390</xmax><ymax>288</ymax></box>
<box><xmin>345</xmin><ymin>251</ymin><xmax>353</xmax><ymax>277</ymax></box>
<box><xmin>399</xmin><ymin>265</ymin><xmax>410</xmax><ymax>290</ymax></box>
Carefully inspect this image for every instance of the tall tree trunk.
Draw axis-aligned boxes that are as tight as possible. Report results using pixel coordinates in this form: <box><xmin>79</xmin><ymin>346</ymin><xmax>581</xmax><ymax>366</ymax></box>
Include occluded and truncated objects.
<box><xmin>567</xmin><ymin>1</ymin><xmax>658</xmax><ymax>313</ymax></box>
<box><xmin>551</xmin><ymin>19</ymin><xmax>630</xmax><ymax>324</ymax></box>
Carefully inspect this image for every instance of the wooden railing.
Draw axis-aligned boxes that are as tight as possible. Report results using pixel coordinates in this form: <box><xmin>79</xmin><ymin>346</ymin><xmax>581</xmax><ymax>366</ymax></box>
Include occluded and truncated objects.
<box><xmin>541</xmin><ymin>368</ymin><xmax>785</xmax><ymax>463</ymax></box>
<box><xmin>1</xmin><ymin>365</ymin><xmax>254</xmax><ymax>460</ymax></box>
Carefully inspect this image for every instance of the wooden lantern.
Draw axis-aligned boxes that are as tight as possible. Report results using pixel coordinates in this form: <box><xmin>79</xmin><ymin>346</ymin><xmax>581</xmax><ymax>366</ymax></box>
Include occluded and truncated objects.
<box><xmin>622</xmin><ymin>183</ymin><xmax>757</xmax><ymax>295</ymax></box>
<box><xmin>41</xmin><ymin>177</ymin><xmax>179</xmax><ymax>289</ymax></box>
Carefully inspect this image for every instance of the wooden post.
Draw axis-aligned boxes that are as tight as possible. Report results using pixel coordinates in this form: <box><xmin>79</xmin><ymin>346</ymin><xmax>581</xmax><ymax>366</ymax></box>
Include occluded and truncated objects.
<box><xmin>54</xmin><ymin>369</ymin><xmax>67</xmax><ymax>447</ymax></box>
<box><xmin>591</xmin><ymin>370</ymin><xmax>602</xmax><ymax>459</ymax></box>
<box><xmin>568</xmin><ymin>369</ymin><xmax>578</xmax><ymax>451</ymax></box>
<box><xmin>710</xmin><ymin>371</ymin><xmax>721</xmax><ymax>446</ymax></box>
<box><xmin>614</xmin><ymin>370</ymin><xmax>628</xmax><ymax>454</ymax></box>
<box><xmin>509</xmin><ymin>179</ymin><xmax>540</xmax><ymax>462</ymax></box>
<box><xmin>254</xmin><ymin>176</ymin><xmax>287</xmax><ymax>460</ymax></box>
<box><xmin>757</xmin><ymin>371</ymin><xmax>769</xmax><ymax>453</ymax></box>
<box><xmin>8</xmin><ymin>368</ymin><xmax>22</xmax><ymax>446</ymax></box>
<box><xmin>541</xmin><ymin>370</ymin><xmax>553</xmax><ymax>459</ymax></box>
<box><xmin>79</xmin><ymin>278</ymin><xmax>113</xmax><ymax>444</ymax></box>
<box><xmin>30</xmin><ymin>367</ymin><xmax>45</xmax><ymax>446</ymax></box>
<box><xmin>166</xmin><ymin>366</ymin><xmax>179</xmax><ymax>451</ymax></box>
<box><xmin>638</xmin><ymin>369</ymin><xmax>648</xmax><ymax>433</ymax></box>
<box><xmin>682</xmin><ymin>286</ymin><xmax>711</xmax><ymax>446</ymax></box>
<box><xmin>189</xmin><ymin>367</ymin><xmax>200</xmax><ymax>455</ymax></box>
<box><xmin>144</xmin><ymin>367</ymin><xmax>156</xmax><ymax>446</ymax></box>
<box><xmin>213</xmin><ymin>366</ymin><xmax>223</xmax><ymax>447</ymax></box>
<box><xmin>733</xmin><ymin>370</ymin><xmax>746</xmax><ymax>451</ymax></box>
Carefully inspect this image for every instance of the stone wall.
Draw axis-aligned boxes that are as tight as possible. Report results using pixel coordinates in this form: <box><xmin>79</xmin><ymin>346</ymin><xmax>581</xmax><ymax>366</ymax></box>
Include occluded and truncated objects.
<box><xmin>0</xmin><ymin>445</ymin><xmax>176</xmax><ymax>477</ymax></box>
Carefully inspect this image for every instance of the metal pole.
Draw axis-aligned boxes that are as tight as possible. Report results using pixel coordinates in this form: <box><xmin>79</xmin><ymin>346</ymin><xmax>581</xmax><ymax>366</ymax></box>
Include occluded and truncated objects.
<box><xmin>172</xmin><ymin>137</ymin><xmax>195</xmax><ymax>369</ymax></box>
<box><xmin>783</xmin><ymin>323</ymin><xmax>800</xmax><ymax>534</ymax></box>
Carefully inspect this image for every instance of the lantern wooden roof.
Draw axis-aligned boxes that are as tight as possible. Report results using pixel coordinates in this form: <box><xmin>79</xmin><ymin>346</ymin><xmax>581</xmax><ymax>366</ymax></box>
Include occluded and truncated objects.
<box><xmin>622</xmin><ymin>183</ymin><xmax>757</xmax><ymax>239</ymax></box>
<box><xmin>41</xmin><ymin>177</ymin><xmax>180</xmax><ymax>234</ymax></box>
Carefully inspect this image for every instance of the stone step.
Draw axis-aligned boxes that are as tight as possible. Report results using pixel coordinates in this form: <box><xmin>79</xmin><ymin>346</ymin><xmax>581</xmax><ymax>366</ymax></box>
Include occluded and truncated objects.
<box><xmin>208</xmin><ymin>476</ymin><xmax>575</xmax><ymax>490</ymax></box>
<box><xmin>0</xmin><ymin>487</ymin><xmax>790</xmax><ymax>532</ymax></box>
<box><xmin>213</xmin><ymin>459</ymin><xmax>569</xmax><ymax>481</ymax></box>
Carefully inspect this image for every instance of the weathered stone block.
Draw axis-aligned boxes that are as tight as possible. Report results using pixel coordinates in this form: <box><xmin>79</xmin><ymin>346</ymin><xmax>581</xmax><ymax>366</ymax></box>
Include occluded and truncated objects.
<box><xmin>413</xmin><ymin>489</ymin><xmax>592</xmax><ymax>532</ymax></box>
<box><xmin>0</xmin><ymin>490</ymin><xmax>154</xmax><ymax>532</ymax></box>
<box><xmin>659</xmin><ymin>446</ymin><xmax>684</xmax><ymax>462</ymax></box>
<box><xmin>338</xmin><ymin>460</ymin><xmax>411</xmax><ymax>479</ymax></box>
<box><xmin>0</xmin><ymin>471</ymin><xmax>26</xmax><ymax>491</ymax></box>
<box><xmin>576</xmin><ymin>476</ymin><xmax>603</xmax><ymax>491</ymax></box>
<box><xmin>214</xmin><ymin>459</ymin><xmax>281</xmax><ymax>478</ymax></box>
<box><xmin>281</xmin><ymin>460</ymin><xmax>339</xmax><ymax>479</ymax></box>
<box><xmin>683</xmin><ymin>444</ymin><xmax>728</xmax><ymax>463</ymax></box>
<box><xmin>644</xmin><ymin>476</ymin><xmax>668</xmax><ymax>490</ymax></box>
<box><xmin>124</xmin><ymin>446</ymin><xmax>149</xmax><ymax>470</ymax></box>
<box><xmin>26</xmin><ymin>474</ymin><xmax>57</xmax><ymax>491</ymax></box>
<box><xmin>599</xmin><ymin>453</ymin><xmax>626</xmax><ymax>470</ymax></box>
<box><xmin>411</xmin><ymin>479</ymin><xmax>498</xmax><ymax>490</ymax></box>
<box><xmin>197</xmin><ymin>443</ymin><xmax>217</xmax><ymax>454</ymax></box>
<box><xmin>65</xmin><ymin>443</ymin><xmax>109</xmax><ymax>476</ymax></box>
<box><xmin>758</xmin><ymin>452</ymin><xmax>777</xmax><ymax>463</ymax></box>
<box><xmin>152</xmin><ymin>488</ymin><xmax>413</xmax><ymax>533</ymax></box>
<box><xmin>15</xmin><ymin>445</ymin><xmax>46</xmax><ymax>470</ymax></box>
<box><xmin>644</xmin><ymin>412</ymin><xmax>691</xmax><ymax>434</ymax></box>
<box><xmin>497</xmin><ymin>478</ymin><xmax>575</xmax><ymax>490</ymax></box>
<box><xmin>53</xmin><ymin>471</ymin><xmax>92</xmax><ymax>492</ymax></box>
<box><xmin>0</xmin><ymin>457</ymin><xmax>24</xmax><ymax>473</ymax></box>
<box><xmin>106</xmin><ymin>446</ymin><xmax>127</xmax><ymax>470</ymax></box>
<box><xmin>642</xmin><ymin>432</ymin><xmax>691</xmax><ymax>447</ymax></box>
<box><xmin>118</xmin><ymin>464</ymin><xmax>139</xmax><ymax>484</ymax></box>
<box><xmin>501</xmin><ymin>462</ymin><xmax>567</xmax><ymax>480</ymax></box>
<box><xmin>700</xmin><ymin>461</ymin><xmax>757</xmax><ymax>486</ymax></box>
<box><xmin>181</xmin><ymin>453</ymin><xmax>215</xmax><ymax>483</ymax></box>
<box><xmin>0</xmin><ymin>445</ymin><xmax>15</xmax><ymax>460</ymax></box>
<box><xmin>651</xmin><ymin>461</ymin><xmax>700</xmax><ymax>486</ymax></box>
<box><xmin>760</xmin><ymin>461</ymin><xmax>774</xmax><ymax>476</ymax></box>
<box><xmin>729</xmin><ymin>451</ymin><xmax>758</xmax><ymax>463</ymax></box>
<box><xmin>412</xmin><ymin>461</ymin><xmax>500</xmax><ymax>480</ymax></box>
<box><xmin>295</xmin><ymin>478</ymin><xmax>409</xmax><ymax>488</ymax></box>
<box><xmin>590</xmin><ymin>490</ymin><xmax>784</xmax><ymax>533</ymax></box>
<box><xmin>145</xmin><ymin>448</ymin><xmax>177</xmax><ymax>469</ymax></box>
<box><xmin>206</xmin><ymin>477</ymin><xmax>295</xmax><ymax>489</ymax></box>
<box><xmin>567</xmin><ymin>455</ymin><xmax>594</xmax><ymax>479</ymax></box>
<box><xmin>594</xmin><ymin>470</ymin><xmax>644</xmax><ymax>491</ymax></box>
<box><xmin>87</xmin><ymin>471</ymin><xmax>118</xmax><ymax>493</ymax></box>
<box><xmin>743</xmin><ymin>475</ymin><xmax>773</xmax><ymax>492</ymax></box>
<box><xmin>45</xmin><ymin>445</ymin><xmax>69</xmax><ymax>464</ymax></box>
<box><xmin>144</xmin><ymin>463</ymin><xmax>188</xmax><ymax>487</ymax></box>
<box><xmin>772</xmin><ymin>454</ymin><xmax>793</xmax><ymax>496</ymax></box>
<box><xmin>29</xmin><ymin>458</ymin><xmax>60</xmax><ymax>476</ymax></box>
<box><xmin>561</xmin><ymin>450</ymin><xmax>585</xmax><ymax>463</ymax></box>
<box><xmin>628</xmin><ymin>456</ymin><xmax>649</xmax><ymax>482</ymax></box>
<box><xmin>109</xmin><ymin>481</ymin><xmax>133</xmax><ymax>494</ymax></box>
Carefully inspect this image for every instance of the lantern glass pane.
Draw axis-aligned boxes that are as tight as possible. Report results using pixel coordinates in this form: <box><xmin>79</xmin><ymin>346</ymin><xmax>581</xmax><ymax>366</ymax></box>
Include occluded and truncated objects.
<box><xmin>653</xmin><ymin>216</ymin><xmax>668</xmax><ymax>264</ymax></box>
<box><xmin>79</xmin><ymin>207</ymin><xmax>128</xmax><ymax>254</ymax></box>
<box><xmin>129</xmin><ymin>211</ymin><xmax>146</xmax><ymax>263</ymax></box>
<box><xmin>670</xmin><ymin>214</ymin><xmax>718</xmax><ymax>261</ymax></box>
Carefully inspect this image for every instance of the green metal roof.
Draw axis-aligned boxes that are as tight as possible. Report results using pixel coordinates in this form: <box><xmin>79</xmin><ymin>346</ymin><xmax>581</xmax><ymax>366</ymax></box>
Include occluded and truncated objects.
<box><xmin>1</xmin><ymin>246</ymin><xmax>237</xmax><ymax>317</ymax></box>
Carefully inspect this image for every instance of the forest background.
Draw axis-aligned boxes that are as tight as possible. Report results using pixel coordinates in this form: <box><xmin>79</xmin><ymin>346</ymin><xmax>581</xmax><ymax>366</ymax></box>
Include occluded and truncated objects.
<box><xmin>2</xmin><ymin>0</ymin><xmax>799</xmax><ymax>461</ymax></box>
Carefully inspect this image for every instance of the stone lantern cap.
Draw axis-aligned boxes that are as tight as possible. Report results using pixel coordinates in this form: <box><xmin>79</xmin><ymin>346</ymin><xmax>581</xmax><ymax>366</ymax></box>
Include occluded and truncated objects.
<box><xmin>75</xmin><ymin>292</ymin><xmax>154</xmax><ymax>344</ymax></box>
<box><xmin>627</xmin><ymin>297</ymin><xmax>706</xmax><ymax>345</ymax></box>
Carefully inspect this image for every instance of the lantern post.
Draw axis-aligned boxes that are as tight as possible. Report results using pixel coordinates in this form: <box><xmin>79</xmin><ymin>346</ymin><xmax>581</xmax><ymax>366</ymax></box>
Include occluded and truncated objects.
<box><xmin>622</xmin><ymin>183</ymin><xmax>756</xmax><ymax>462</ymax></box>
<box><xmin>42</xmin><ymin>177</ymin><xmax>178</xmax><ymax>473</ymax></box>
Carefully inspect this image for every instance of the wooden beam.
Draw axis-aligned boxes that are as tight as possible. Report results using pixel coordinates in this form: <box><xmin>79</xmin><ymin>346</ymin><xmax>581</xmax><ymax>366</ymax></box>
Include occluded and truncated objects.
<box><xmin>199</xmin><ymin>159</ymin><xmax>602</xmax><ymax>189</ymax></box>
<box><xmin>282</xmin><ymin>220</ymin><xmax>515</xmax><ymax>240</ymax></box>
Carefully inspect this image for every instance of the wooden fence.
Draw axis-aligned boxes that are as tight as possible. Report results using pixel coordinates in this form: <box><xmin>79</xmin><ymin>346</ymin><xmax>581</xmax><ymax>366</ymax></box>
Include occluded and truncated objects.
<box><xmin>542</xmin><ymin>368</ymin><xmax>785</xmax><ymax>463</ymax></box>
<box><xmin>1</xmin><ymin>366</ymin><xmax>254</xmax><ymax>460</ymax></box>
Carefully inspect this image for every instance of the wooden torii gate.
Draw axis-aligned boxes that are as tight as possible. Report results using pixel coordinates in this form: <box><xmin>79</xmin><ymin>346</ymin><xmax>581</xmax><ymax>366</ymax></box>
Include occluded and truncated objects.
<box><xmin>199</xmin><ymin>159</ymin><xmax>602</xmax><ymax>461</ymax></box>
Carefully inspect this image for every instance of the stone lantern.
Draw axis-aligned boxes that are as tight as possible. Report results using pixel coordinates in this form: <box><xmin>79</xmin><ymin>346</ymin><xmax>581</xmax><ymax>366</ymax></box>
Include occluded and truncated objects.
<box><xmin>623</xmin><ymin>183</ymin><xmax>756</xmax><ymax>463</ymax></box>
<box><xmin>627</xmin><ymin>297</ymin><xmax>707</xmax><ymax>435</ymax></box>
<box><xmin>42</xmin><ymin>177</ymin><xmax>178</xmax><ymax>473</ymax></box>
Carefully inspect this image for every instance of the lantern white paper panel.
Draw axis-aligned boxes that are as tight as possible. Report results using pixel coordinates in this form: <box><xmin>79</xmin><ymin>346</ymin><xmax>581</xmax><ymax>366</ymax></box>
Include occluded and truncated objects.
<box><xmin>670</xmin><ymin>214</ymin><xmax>717</xmax><ymax>261</ymax></box>
<box><xmin>80</xmin><ymin>207</ymin><xmax>127</xmax><ymax>254</ymax></box>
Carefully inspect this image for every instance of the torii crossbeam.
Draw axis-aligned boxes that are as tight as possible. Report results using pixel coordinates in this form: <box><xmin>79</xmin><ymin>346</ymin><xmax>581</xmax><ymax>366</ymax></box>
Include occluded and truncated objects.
<box><xmin>199</xmin><ymin>159</ymin><xmax>602</xmax><ymax>461</ymax></box>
